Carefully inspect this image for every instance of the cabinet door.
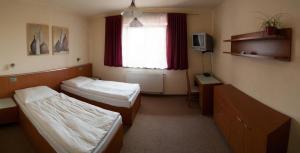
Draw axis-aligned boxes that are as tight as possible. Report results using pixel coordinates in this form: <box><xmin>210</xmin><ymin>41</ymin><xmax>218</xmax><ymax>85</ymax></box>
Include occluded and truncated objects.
<box><xmin>214</xmin><ymin>95</ymin><xmax>230</xmax><ymax>139</ymax></box>
<box><xmin>244</xmin><ymin>128</ymin><xmax>266</xmax><ymax>153</ymax></box>
<box><xmin>228</xmin><ymin>112</ymin><xmax>245</xmax><ymax>153</ymax></box>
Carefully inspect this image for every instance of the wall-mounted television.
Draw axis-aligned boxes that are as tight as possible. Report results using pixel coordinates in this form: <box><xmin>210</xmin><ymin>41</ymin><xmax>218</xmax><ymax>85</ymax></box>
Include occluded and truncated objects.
<box><xmin>192</xmin><ymin>33</ymin><xmax>213</xmax><ymax>52</ymax></box>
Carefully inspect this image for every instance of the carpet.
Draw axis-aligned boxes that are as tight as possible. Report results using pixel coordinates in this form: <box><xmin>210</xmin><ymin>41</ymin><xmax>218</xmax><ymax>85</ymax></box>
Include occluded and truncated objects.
<box><xmin>0</xmin><ymin>95</ymin><xmax>231</xmax><ymax>153</ymax></box>
<box><xmin>121</xmin><ymin>95</ymin><xmax>231</xmax><ymax>153</ymax></box>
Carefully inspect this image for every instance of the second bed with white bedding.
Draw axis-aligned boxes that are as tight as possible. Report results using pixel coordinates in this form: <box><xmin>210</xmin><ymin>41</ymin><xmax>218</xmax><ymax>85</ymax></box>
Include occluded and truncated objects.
<box><xmin>14</xmin><ymin>87</ymin><xmax>122</xmax><ymax>153</ymax></box>
<box><xmin>61</xmin><ymin>77</ymin><xmax>141</xmax><ymax>108</ymax></box>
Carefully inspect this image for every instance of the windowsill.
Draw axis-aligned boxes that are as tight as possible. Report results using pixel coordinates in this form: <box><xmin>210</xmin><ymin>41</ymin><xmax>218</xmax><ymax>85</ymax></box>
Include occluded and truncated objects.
<box><xmin>121</xmin><ymin>66</ymin><xmax>167</xmax><ymax>70</ymax></box>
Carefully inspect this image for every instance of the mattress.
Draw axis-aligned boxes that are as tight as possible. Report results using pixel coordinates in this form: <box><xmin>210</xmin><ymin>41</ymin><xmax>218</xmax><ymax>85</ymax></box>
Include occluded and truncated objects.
<box><xmin>61</xmin><ymin>83</ymin><xmax>140</xmax><ymax>108</ymax></box>
<box><xmin>14</xmin><ymin>94</ymin><xmax>122</xmax><ymax>153</ymax></box>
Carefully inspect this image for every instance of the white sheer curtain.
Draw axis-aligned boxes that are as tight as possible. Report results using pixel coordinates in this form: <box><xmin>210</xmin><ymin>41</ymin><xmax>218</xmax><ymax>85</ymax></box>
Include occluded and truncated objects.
<box><xmin>122</xmin><ymin>13</ymin><xmax>168</xmax><ymax>69</ymax></box>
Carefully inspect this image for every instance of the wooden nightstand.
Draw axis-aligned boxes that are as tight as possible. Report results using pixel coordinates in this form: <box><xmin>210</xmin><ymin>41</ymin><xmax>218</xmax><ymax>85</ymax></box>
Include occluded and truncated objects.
<box><xmin>0</xmin><ymin>98</ymin><xmax>18</xmax><ymax>124</ymax></box>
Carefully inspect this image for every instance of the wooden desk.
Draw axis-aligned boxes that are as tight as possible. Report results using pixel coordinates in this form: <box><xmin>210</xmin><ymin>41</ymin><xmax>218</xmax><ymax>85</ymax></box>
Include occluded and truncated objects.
<box><xmin>195</xmin><ymin>75</ymin><xmax>221</xmax><ymax>115</ymax></box>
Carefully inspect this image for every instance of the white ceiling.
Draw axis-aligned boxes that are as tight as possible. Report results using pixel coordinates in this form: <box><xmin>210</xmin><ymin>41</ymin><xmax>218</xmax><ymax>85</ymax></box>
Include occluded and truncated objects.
<box><xmin>48</xmin><ymin>0</ymin><xmax>223</xmax><ymax>16</ymax></box>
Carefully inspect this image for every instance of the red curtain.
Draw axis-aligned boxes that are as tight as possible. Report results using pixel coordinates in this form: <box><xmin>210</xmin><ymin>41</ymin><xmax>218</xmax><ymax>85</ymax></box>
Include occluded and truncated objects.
<box><xmin>166</xmin><ymin>13</ymin><xmax>188</xmax><ymax>70</ymax></box>
<box><xmin>104</xmin><ymin>15</ymin><xmax>123</xmax><ymax>67</ymax></box>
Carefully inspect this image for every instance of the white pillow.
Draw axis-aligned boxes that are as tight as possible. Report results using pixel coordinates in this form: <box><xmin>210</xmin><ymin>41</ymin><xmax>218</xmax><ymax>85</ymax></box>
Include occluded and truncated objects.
<box><xmin>62</xmin><ymin>76</ymin><xmax>94</xmax><ymax>88</ymax></box>
<box><xmin>15</xmin><ymin>86</ymin><xmax>59</xmax><ymax>104</ymax></box>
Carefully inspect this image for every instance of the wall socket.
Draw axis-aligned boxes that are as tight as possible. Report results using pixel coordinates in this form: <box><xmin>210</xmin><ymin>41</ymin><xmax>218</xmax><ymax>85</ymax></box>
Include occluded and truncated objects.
<box><xmin>9</xmin><ymin>76</ymin><xmax>17</xmax><ymax>83</ymax></box>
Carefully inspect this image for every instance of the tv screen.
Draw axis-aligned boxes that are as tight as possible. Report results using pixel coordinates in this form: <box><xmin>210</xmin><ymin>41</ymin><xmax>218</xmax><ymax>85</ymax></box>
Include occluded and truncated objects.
<box><xmin>193</xmin><ymin>35</ymin><xmax>201</xmax><ymax>46</ymax></box>
<box><xmin>192</xmin><ymin>33</ymin><xmax>206</xmax><ymax>51</ymax></box>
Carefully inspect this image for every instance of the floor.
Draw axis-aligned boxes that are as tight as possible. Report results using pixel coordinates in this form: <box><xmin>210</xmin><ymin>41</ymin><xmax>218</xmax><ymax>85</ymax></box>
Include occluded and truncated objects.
<box><xmin>0</xmin><ymin>123</ymin><xmax>35</xmax><ymax>153</ymax></box>
<box><xmin>0</xmin><ymin>95</ymin><xmax>231</xmax><ymax>153</ymax></box>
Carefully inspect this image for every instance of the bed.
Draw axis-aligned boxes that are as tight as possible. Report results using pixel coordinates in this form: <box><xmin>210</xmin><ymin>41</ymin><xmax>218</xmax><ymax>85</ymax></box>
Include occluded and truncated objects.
<box><xmin>14</xmin><ymin>86</ymin><xmax>123</xmax><ymax>153</ymax></box>
<box><xmin>60</xmin><ymin>76</ymin><xmax>141</xmax><ymax>126</ymax></box>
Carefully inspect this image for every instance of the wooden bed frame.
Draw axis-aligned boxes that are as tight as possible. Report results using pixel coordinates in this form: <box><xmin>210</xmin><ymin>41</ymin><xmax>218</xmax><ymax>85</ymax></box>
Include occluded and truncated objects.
<box><xmin>62</xmin><ymin>90</ymin><xmax>141</xmax><ymax>126</ymax></box>
<box><xmin>0</xmin><ymin>64</ymin><xmax>124</xmax><ymax>153</ymax></box>
<box><xmin>0</xmin><ymin>64</ymin><xmax>92</xmax><ymax>98</ymax></box>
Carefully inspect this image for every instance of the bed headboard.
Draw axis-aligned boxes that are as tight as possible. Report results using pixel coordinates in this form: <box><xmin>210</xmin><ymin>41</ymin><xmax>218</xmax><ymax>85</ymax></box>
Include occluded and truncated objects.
<box><xmin>0</xmin><ymin>63</ymin><xmax>92</xmax><ymax>98</ymax></box>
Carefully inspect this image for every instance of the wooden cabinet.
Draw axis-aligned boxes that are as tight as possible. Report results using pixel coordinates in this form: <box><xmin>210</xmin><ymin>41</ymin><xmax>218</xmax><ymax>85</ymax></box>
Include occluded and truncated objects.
<box><xmin>214</xmin><ymin>85</ymin><xmax>291</xmax><ymax>153</ymax></box>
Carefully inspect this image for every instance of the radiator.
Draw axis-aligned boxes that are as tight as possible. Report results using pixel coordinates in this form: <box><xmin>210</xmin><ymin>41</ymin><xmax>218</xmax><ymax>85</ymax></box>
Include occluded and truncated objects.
<box><xmin>126</xmin><ymin>72</ymin><xmax>165</xmax><ymax>94</ymax></box>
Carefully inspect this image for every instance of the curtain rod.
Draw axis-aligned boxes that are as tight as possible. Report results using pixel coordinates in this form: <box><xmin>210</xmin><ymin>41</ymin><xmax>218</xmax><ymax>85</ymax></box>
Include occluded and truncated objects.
<box><xmin>100</xmin><ymin>10</ymin><xmax>205</xmax><ymax>18</ymax></box>
<box><xmin>142</xmin><ymin>11</ymin><xmax>203</xmax><ymax>15</ymax></box>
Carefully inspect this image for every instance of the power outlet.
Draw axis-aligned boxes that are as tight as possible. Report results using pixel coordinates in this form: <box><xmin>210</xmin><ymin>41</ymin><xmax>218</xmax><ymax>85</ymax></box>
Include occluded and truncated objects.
<box><xmin>9</xmin><ymin>76</ymin><xmax>17</xmax><ymax>83</ymax></box>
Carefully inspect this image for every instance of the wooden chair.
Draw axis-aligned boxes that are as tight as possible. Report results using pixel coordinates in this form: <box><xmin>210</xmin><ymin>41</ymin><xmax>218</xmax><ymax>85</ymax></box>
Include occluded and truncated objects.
<box><xmin>186</xmin><ymin>71</ymin><xmax>199</xmax><ymax>107</ymax></box>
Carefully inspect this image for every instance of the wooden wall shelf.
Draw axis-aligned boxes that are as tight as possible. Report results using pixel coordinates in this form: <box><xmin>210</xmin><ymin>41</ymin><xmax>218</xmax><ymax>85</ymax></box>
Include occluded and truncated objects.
<box><xmin>222</xmin><ymin>52</ymin><xmax>290</xmax><ymax>61</ymax></box>
<box><xmin>224</xmin><ymin>35</ymin><xmax>286</xmax><ymax>42</ymax></box>
<box><xmin>223</xmin><ymin>28</ymin><xmax>292</xmax><ymax>61</ymax></box>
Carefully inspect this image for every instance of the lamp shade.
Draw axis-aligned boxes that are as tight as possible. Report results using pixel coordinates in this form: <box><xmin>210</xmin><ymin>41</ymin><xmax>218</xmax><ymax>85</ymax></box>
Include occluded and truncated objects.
<box><xmin>129</xmin><ymin>17</ymin><xmax>143</xmax><ymax>27</ymax></box>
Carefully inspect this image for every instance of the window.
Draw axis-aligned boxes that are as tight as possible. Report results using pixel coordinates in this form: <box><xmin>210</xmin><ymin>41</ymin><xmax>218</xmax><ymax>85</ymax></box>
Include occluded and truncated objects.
<box><xmin>122</xmin><ymin>13</ymin><xmax>167</xmax><ymax>69</ymax></box>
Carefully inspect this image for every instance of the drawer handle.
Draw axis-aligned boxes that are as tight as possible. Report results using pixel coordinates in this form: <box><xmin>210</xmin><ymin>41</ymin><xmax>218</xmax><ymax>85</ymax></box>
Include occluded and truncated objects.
<box><xmin>236</xmin><ymin>116</ymin><xmax>242</xmax><ymax>122</ymax></box>
<box><xmin>243</xmin><ymin>122</ymin><xmax>251</xmax><ymax>130</ymax></box>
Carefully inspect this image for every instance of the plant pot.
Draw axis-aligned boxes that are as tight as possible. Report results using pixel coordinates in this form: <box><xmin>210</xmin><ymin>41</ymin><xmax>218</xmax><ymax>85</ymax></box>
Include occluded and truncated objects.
<box><xmin>265</xmin><ymin>26</ymin><xmax>278</xmax><ymax>35</ymax></box>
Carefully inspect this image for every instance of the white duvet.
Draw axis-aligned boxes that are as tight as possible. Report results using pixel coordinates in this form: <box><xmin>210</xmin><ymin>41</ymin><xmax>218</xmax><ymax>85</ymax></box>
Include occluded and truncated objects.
<box><xmin>78</xmin><ymin>80</ymin><xmax>140</xmax><ymax>101</ymax></box>
<box><xmin>21</xmin><ymin>93</ymin><xmax>119</xmax><ymax>153</ymax></box>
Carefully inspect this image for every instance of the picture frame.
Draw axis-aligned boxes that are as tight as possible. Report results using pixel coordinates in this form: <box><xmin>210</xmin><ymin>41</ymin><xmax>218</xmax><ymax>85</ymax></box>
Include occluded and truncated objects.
<box><xmin>52</xmin><ymin>26</ymin><xmax>69</xmax><ymax>54</ymax></box>
<box><xmin>27</xmin><ymin>23</ymin><xmax>50</xmax><ymax>56</ymax></box>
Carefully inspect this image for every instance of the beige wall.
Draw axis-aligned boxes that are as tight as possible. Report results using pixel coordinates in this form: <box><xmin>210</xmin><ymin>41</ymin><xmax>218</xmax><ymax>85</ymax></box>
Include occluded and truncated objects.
<box><xmin>0</xmin><ymin>0</ymin><xmax>89</xmax><ymax>75</ymax></box>
<box><xmin>213</xmin><ymin>0</ymin><xmax>300</xmax><ymax>152</ymax></box>
<box><xmin>88</xmin><ymin>8</ymin><xmax>213</xmax><ymax>94</ymax></box>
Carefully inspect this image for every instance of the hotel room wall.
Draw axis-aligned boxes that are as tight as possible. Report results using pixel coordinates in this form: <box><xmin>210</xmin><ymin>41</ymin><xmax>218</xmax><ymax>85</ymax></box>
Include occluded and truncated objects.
<box><xmin>88</xmin><ymin>9</ymin><xmax>213</xmax><ymax>95</ymax></box>
<box><xmin>213</xmin><ymin>0</ymin><xmax>300</xmax><ymax>152</ymax></box>
<box><xmin>0</xmin><ymin>0</ymin><xmax>89</xmax><ymax>76</ymax></box>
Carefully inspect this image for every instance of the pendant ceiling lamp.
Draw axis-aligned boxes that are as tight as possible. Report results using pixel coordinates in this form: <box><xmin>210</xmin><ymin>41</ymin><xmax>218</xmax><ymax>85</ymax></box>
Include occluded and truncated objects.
<box><xmin>121</xmin><ymin>0</ymin><xmax>143</xmax><ymax>27</ymax></box>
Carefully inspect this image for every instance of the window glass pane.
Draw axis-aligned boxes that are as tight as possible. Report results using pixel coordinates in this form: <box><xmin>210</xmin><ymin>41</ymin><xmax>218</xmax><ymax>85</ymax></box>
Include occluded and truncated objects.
<box><xmin>122</xmin><ymin>14</ymin><xmax>167</xmax><ymax>69</ymax></box>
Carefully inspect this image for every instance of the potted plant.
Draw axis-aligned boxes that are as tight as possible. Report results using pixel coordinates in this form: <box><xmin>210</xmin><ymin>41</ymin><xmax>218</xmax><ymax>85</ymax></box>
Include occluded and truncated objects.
<box><xmin>260</xmin><ymin>14</ymin><xmax>282</xmax><ymax>35</ymax></box>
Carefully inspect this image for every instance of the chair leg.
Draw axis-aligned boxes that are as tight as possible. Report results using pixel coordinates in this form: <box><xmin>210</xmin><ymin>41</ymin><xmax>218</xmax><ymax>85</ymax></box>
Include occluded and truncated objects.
<box><xmin>187</xmin><ymin>92</ymin><xmax>192</xmax><ymax>107</ymax></box>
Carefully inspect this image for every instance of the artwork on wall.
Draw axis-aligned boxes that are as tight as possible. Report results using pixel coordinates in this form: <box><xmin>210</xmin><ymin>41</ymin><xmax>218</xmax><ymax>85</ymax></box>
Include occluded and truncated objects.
<box><xmin>52</xmin><ymin>26</ymin><xmax>69</xmax><ymax>54</ymax></box>
<box><xmin>27</xmin><ymin>24</ymin><xmax>49</xmax><ymax>55</ymax></box>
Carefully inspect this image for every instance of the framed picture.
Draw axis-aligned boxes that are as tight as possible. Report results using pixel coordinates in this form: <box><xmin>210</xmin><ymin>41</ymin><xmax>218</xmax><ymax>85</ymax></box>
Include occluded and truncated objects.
<box><xmin>27</xmin><ymin>24</ymin><xmax>49</xmax><ymax>55</ymax></box>
<box><xmin>52</xmin><ymin>26</ymin><xmax>69</xmax><ymax>54</ymax></box>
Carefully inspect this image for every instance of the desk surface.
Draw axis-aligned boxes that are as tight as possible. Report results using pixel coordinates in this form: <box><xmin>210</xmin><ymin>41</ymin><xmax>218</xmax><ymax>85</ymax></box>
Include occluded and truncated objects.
<box><xmin>195</xmin><ymin>74</ymin><xmax>221</xmax><ymax>85</ymax></box>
